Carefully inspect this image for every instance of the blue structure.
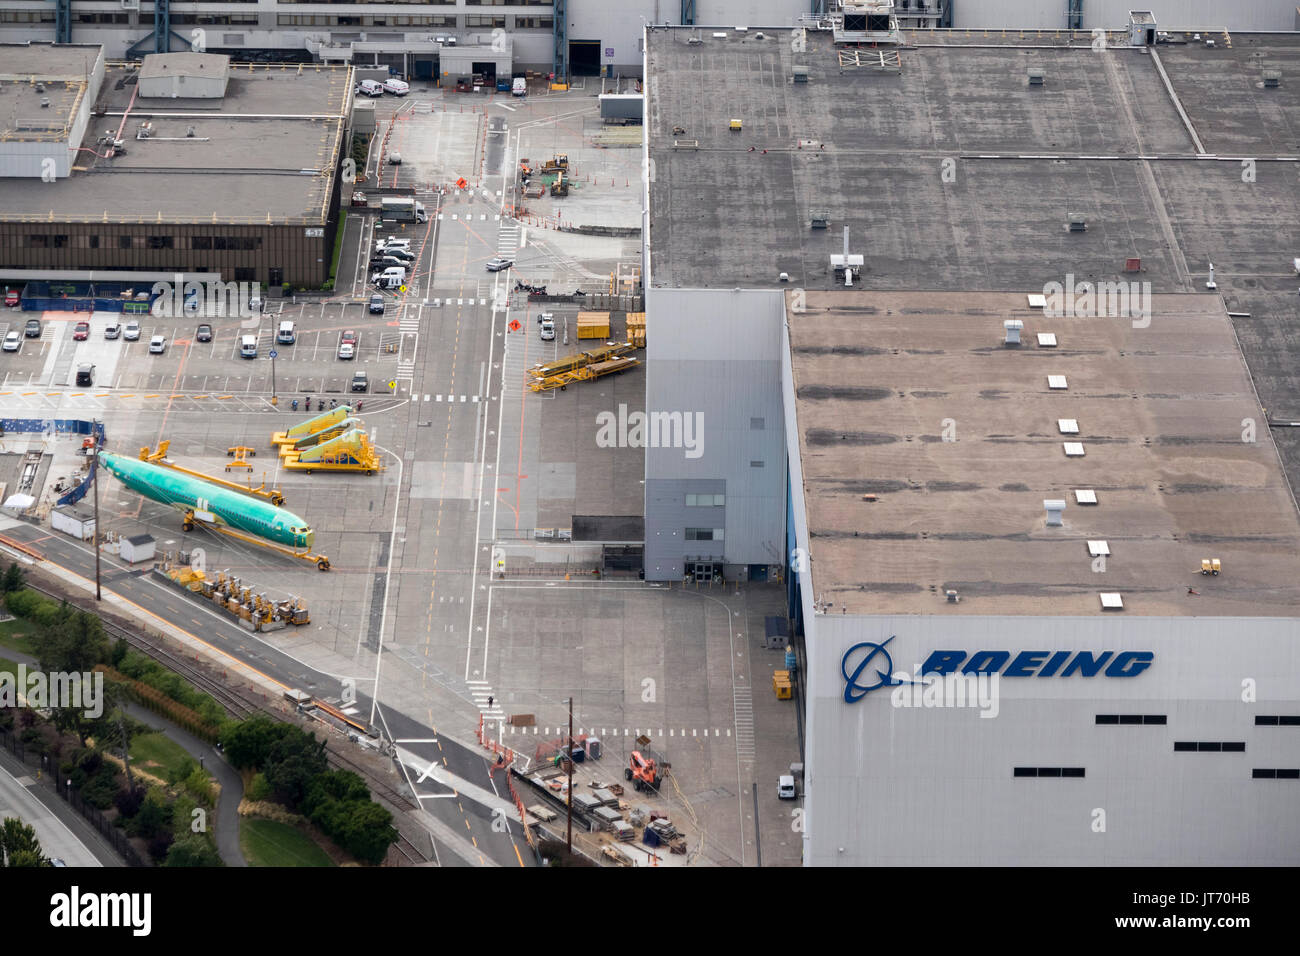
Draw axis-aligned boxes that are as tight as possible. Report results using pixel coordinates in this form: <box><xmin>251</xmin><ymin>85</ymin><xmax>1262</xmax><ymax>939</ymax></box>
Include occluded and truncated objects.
<box><xmin>21</xmin><ymin>281</ymin><xmax>160</xmax><ymax>314</ymax></box>
<box><xmin>0</xmin><ymin>419</ymin><xmax>104</xmax><ymax>507</ymax></box>
<box><xmin>681</xmin><ymin>0</ymin><xmax>695</xmax><ymax>25</ymax></box>
<box><xmin>553</xmin><ymin>0</ymin><xmax>568</xmax><ymax>81</ymax></box>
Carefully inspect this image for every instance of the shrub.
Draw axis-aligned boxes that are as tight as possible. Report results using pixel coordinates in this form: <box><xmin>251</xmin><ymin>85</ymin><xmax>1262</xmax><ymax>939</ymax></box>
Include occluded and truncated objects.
<box><xmin>246</xmin><ymin>772</ymin><xmax>270</xmax><ymax>803</ymax></box>
<box><xmin>164</xmin><ymin>835</ymin><xmax>221</xmax><ymax>867</ymax></box>
<box><xmin>81</xmin><ymin>767</ymin><xmax>120</xmax><ymax>810</ymax></box>
<box><xmin>147</xmin><ymin>830</ymin><xmax>175</xmax><ymax>862</ymax></box>
<box><xmin>113</xmin><ymin>787</ymin><xmax>145</xmax><ymax>818</ymax></box>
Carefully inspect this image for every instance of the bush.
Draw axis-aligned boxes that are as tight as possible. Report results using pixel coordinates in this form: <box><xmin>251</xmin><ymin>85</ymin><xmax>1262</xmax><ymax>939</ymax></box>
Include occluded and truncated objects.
<box><xmin>80</xmin><ymin>767</ymin><xmax>120</xmax><ymax>810</ymax></box>
<box><xmin>171</xmin><ymin>794</ymin><xmax>198</xmax><ymax>840</ymax></box>
<box><xmin>147</xmin><ymin>830</ymin><xmax>175</xmax><ymax>863</ymax></box>
<box><xmin>164</xmin><ymin>834</ymin><xmax>221</xmax><ymax>867</ymax></box>
<box><xmin>183</xmin><ymin>766</ymin><xmax>213</xmax><ymax>805</ymax></box>
<box><xmin>246</xmin><ymin>772</ymin><xmax>270</xmax><ymax>803</ymax></box>
<box><xmin>167</xmin><ymin>756</ymin><xmax>198</xmax><ymax>787</ymax></box>
<box><xmin>113</xmin><ymin>787</ymin><xmax>145</xmax><ymax>819</ymax></box>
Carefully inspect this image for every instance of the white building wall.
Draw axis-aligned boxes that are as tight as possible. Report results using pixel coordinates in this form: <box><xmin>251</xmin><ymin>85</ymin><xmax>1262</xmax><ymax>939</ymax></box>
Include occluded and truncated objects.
<box><xmin>803</xmin><ymin>614</ymin><xmax>1300</xmax><ymax>866</ymax></box>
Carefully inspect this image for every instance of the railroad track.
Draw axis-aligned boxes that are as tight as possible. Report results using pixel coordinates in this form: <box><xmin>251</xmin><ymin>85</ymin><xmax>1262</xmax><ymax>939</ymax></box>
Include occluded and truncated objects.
<box><xmin>18</xmin><ymin>575</ymin><xmax>433</xmax><ymax>866</ymax></box>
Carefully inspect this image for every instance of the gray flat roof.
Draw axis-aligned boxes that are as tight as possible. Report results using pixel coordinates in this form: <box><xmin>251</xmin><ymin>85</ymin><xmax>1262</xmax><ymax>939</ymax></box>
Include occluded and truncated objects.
<box><xmin>790</xmin><ymin>290</ymin><xmax>1300</xmax><ymax>617</ymax></box>
<box><xmin>649</xmin><ymin>26</ymin><xmax>1300</xmax><ymax>540</ymax></box>
<box><xmin>0</xmin><ymin>43</ymin><xmax>100</xmax><ymax>142</ymax></box>
<box><xmin>0</xmin><ymin>62</ymin><xmax>352</xmax><ymax>224</ymax></box>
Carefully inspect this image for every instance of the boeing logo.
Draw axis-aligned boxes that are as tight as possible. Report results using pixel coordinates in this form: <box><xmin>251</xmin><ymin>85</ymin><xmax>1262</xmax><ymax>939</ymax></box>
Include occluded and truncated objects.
<box><xmin>840</xmin><ymin>637</ymin><xmax>921</xmax><ymax>703</ymax></box>
<box><xmin>840</xmin><ymin>644</ymin><xmax>1154</xmax><ymax>702</ymax></box>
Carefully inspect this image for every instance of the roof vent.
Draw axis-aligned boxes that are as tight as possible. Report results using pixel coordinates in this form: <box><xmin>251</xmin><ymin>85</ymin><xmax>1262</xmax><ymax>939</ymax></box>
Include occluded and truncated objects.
<box><xmin>1063</xmin><ymin>442</ymin><xmax>1086</xmax><ymax>457</ymax></box>
<box><xmin>35</xmin><ymin>82</ymin><xmax>45</xmax><ymax>93</ymax></box>
<box><xmin>810</xmin><ymin>211</ymin><xmax>829</xmax><ymax>228</ymax></box>
<box><xmin>1003</xmin><ymin>319</ymin><xmax>1023</xmax><ymax>346</ymax></box>
<box><xmin>779</xmin><ymin>272</ymin><xmax>790</xmax><ymax>282</ymax></box>
<box><xmin>687</xmin><ymin>35</ymin><xmax>703</xmax><ymax>45</ymax></box>
<box><xmin>1074</xmin><ymin>489</ymin><xmax>1097</xmax><ymax>505</ymax></box>
<box><xmin>1067</xmin><ymin>212</ymin><xmax>1087</xmax><ymax>232</ymax></box>
<box><xmin>793</xmin><ymin>65</ymin><xmax>810</xmax><ymax>83</ymax></box>
<box><xmin>945</xmin><ymin>589</ymin><xmax>959</xmax><ymax>603</ymax></box>
<box><xmin>1027</xmin><ymin>68</ymin><xmax>1045</xmax><ymax>86</ymax></box>
<box><xmin>1058</xmin><ymin>418</ymin><xmax>1079</xmax><ymax>434</ymax></box>
<box><xmin>40</xmin><ymin>98</ymin><xmax>50</xmax><ymax>108</ymax></box>
<box><xmin>1263</xmin><ymin>68</ymin><xmax>1281</xmax><ymax>88</ymax></box>
<box><xmin>1099</xmin><ymin>592</ymin><xmax>1124</xmax><ymax>610</ymax></box>
<box><xmin>1047</xmin><ymin>374</ymin><xmax>1068</xmax><ymax>390</ymax></box>
<box><xmin>1044</xmin><ymin>499</ymin><xmax>1066</xmax><ymax>526</ymax></box>
<box><xmin>1087</xmin><ymin>540</ymin><xmax>1110</xmax><ymax>557</ymax></box>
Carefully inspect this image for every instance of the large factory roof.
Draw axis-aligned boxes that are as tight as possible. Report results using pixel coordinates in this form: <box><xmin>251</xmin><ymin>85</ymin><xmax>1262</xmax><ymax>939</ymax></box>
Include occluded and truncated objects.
<box><xmin>0</xmin><ymin>42</ymin><xmax>101</xmax><ymax>143</ymax></box>
<box><xmin>0</xmin><ymin>61</ymin><xmax>352</xmax><ymax>225</ymax></box>
<box><xmin>647</xmin><ymin>25</ymin><xmax>1300</xmax><ymax>553</ymax></box>
<box><xmin>789</xmin><ymin>290</ymin><xmax>1300</xmax><ymax>617</ymax></box>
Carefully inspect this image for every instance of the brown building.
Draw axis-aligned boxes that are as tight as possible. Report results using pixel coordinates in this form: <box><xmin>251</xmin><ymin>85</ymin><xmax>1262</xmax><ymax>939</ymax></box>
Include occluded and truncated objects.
<box><xmin>0</xmin><ymin>44</ymin><xmax>354</xmax><ymax>289</ymax></box>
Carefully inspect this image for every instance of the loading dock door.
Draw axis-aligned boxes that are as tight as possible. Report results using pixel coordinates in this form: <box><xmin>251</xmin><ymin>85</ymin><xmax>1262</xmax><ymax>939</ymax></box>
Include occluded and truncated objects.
<box><xmin>471</xmin><ymin>61</ymin><xmax>498</xmax><ymax>84</ymax></box>
<box><xmin>569</xmin><ymin>40</ymin><xmax>600</xmax><ymax>76</ymax></box>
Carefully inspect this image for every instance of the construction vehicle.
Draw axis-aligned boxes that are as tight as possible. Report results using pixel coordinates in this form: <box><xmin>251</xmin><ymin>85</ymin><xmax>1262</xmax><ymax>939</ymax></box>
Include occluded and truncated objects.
<box><xmin>272</xmin><ymin>405</ymin><xmax>352</xmax><ymax>447</ymax></box>
<box><xmin>625</xmin><ymin>750</ymin><xmax>666</xmax><ymax>793</ymax></box>
<box><xmin>541</xmin><ymin>154</ymin><xmax>569</xmax><ymax>172</ymax></box>
<box><xmin>138</xmin><ymin>441</ymin><xmax>285</xmax><ymax>506</ymax></box>
<box><xmin>157</xmin><ymin>557</ymin><xmax>311</xmax><ymax>631</ymax></box>
<box><xmin>528</xmin><ymin>342</ymin><xmax>634</xmax><ymax>379</ymax></box>
<box><xmin>550</xmin><ymin>171</ymin><xmax>569</xmax><ymax>197</ymax></box>
<box><xmin>529</xmin><ymin>355</ymin><xmax>639</xmax><ymax>392</ymax></box>
<box><xmin>281</xmin><ymin>428</ymin><xmax>382</xmax><ymax>474</ymax></box>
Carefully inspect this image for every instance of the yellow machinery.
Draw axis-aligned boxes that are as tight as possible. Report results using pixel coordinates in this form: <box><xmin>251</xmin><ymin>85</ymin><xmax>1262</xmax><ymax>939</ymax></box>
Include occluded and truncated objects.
<box><xmin>158</xmin><ymin>557</ymin><xmax>310</xmax><ymax>631</ymax></box>
<box><xmin>529</xmin><ymin>355</ymin><xmax>640</xmax><ymax>393</ymax></box>
<box><xmin>272</xmin><ymin>405</ymin><xmax>352</xmax><ymax>448</ymax></box>
<box><xmin>772</xmin><ymin>669</ymin><xmax>793</xmax><ymax>700</ymax></box>
<box><xmin>226</xmin><ymin>445</ymin><xmax>256</xmax><ymax>472</ymax></box>
<box><xmin>528</xmin><ymin>342</ymin><xmax>634</xmax><ymax>380</ymax></box>
<box><xmin>541</xmin><ymin>154</ymin><xmax>569</xmax><ymax>172</ymax></box>
<box><xmin>281</xmin><ymin>428</ymin><xmax>382</xmax><ymax>473</ymax></box>
<box><xmin>729</xmin><ymin>118</ymin><xmax>742</xmax><ymax>131</ymax></box>
<box><xmin>277</xmin><ymin>418</ymin><xmax>363</xmax><ymax>456</ymax></box>
<box><xmin>139</xmin><ymin>441</ymin><xmax>286</xmax><ymax>506</ymax></box>
<box><xmin>1200</xmin><ymin>558</ymin><xmax>1222</xmax><ymax>576</ymax></box>
<box><xmin>550</xmin><ymin>171</ymin><xmax>569</xmax><ymax>197</ymax></box>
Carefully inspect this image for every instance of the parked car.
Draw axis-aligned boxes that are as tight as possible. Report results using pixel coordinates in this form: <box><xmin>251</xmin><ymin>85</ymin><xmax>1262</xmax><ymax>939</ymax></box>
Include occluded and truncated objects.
<box><xmin>239</xmin><ymin>334</ymin><xmax>257</xmax><ymax>358</ymax></box>
<box><xmin>369</xmin><ymin>294</ymin><xmax>385</xmax><ymax>315</ymax></box>
<box><xmin>376</xmin><ymin>238</ymin><xmax>411</xmax><ymax>252</ymax></box>
<box><xmin>387</xmin><ymin>152</ymin><xmax>402</xmax><ymax>166</ymax></box>
<box><xmin>351</xmin><ymin>371</ymin><xmax>369</xmax><ymax>392</ymax></box>
<box><xmin>72</xmin><ymin>321</ymin><xmax>90</xmax><ymax>341</ymax></box>
<box><xmin>337</xmin><ymin>342</ymin><xmax>355</xmax><ymax>361</ymax></box>
<box><xmin>4</xmin><ymin>288</ymin><xmax>19</xmax><ymax>308</ymax></box>
<box><xmin>196</xmin><ymin>323</ymin><xmax>213</xmax><ymax>342</ymax></box>
<box><xmin>384</xmin><ymin>247</ymin><xmax>415</xmax><ymax>262</ymax></box>
<box><xmin>2</xmin><ymin>330</ymin><xmax>20</xmax><ymax>352</ymax></box>
<box><xmin>123</xmin><ymin>320</ymin><xmax>141</xmax><ymax>341</ymax></box>
<box><xmin>24</xmin><ymin>318</ymin><xmax>42</xmax><ymax>338</ymax></box>
<box><xmin>104</xmin><ymin>321</ymin><xmax>121</xmax><ymax>340</ymax></box>
<box><xmin>149</xmin><ymin>334</ymin><xmax>167</xmax><ymax>354</ymax></box>
<box><xmin>539</xmin><ymin>317</ymin><xmax>555</xmax><ymax>341</ymax></box>
<box><xmin>75</xmin><ymin>363</ymin><xmax>94</xmax><ymax>386</ymax></box>
<box><xmin>486</xmin><ymin>257</ymin><xmax>514</xmax><ymax>272</ymax></box>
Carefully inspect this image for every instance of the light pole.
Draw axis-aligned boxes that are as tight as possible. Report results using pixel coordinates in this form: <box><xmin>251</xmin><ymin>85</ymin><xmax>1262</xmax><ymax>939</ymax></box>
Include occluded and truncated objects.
<box><xmin>92</xmin><ymin>423</ymin><xmax>101</xmax><ymax>601</ymax></box>
<box><xmin>269</xmin><ymin>349</ymin><xmax>279</xmax><ymax>406</ymax></box>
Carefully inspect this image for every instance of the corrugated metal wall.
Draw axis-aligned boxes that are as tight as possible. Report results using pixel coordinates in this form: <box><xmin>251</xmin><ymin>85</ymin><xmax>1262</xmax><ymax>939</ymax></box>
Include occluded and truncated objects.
<box><xmin>952</xmin><ymin>0</ymin><xmax>1298</xmax><ymax>31</ymax></box>
<box><xmin>644</xmin><ymin>287</ymin><xmax>789</xmax><ymax>579</ymax></box>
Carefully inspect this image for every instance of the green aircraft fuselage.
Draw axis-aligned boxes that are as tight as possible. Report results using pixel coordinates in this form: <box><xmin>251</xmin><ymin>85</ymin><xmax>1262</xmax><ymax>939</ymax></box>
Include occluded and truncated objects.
<box><xmin>98</xmin><ymin>452</ymin><xmax>314</xmax><ymax>549</ymax></box>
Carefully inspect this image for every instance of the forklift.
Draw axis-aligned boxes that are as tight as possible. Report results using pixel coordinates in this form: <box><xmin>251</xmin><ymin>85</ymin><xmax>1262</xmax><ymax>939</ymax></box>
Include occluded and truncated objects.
<box><xmin>625</xmin><ymin>750</ymin><xmax>666</xmax><ymax>793</ymax></box>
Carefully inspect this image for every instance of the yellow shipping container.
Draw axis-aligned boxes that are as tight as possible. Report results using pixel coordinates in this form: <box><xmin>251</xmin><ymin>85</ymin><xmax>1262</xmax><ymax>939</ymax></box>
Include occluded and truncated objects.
<box><xmin>576</xmin><ymin>311</ymin><xmax>611</xmax><ymax>340</ymax></box>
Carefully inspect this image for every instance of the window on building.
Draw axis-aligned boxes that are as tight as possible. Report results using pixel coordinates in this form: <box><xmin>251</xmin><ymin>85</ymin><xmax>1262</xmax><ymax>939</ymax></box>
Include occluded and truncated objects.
<box><xmin>1096</xmin><ymin>714</ymin><xmax>1166</xmax><ymax>725</ymax></box>
<box><xmin>1255</xmin><ymin>715</ymin><xmax>1300</xmax><ymax>725</ymax></box>
<box><xmin>466</xmin><ymin>15</ymin><xmax>507</xmax><ymax>27</ymax></box>
<box><xmin>1175</xmin><ymin>741</ymin><xmax>1246</xmax><ymax>752</ymax></box>
<box><xmin>751</xmin><ymin>417</ymin><xmax>765</xmax><ymax>430</ymax></box>
<box><xmin>1014</xmin><ymin>767</ymin><xmax>1085</xmax><ymax>777</ymax></box>
<box><xmin>685</xmin><ymin>494</ymin><xmax>725</xmax><ymax>507</ymax></box>
<box><xmin>119</xmin><ymin>235</ymin><xmax>134</xmax><ymax>249</ymax></box>
<box><xmin>52</xmin><ymin>235</ymin><xmax>69</xmax><ymax>248</ymax></box>
<box><xmin>147</xmin><ymin>236</ymin><xmax>174</xmax><ymax>250</ymax></box>
<box><xmin>685</xmin><ymin>528</ymin><xmax>724</xmax><ymax>541</ymax></box>
<box><xmin>192</xmin><ymin>237</ymin><xmax>213</xmax><ymax>250</ymax></box>
<box><xmin>1253</xmin><ymin>768</ymin><xmax>1300</xmax><ymax>778</ymax></box>
<box><xmin>28</xmin><ymin>235</ymin><xmax>48</xmax><ymax>248</ymax></box>
<box><xmin>750</xmin><ymin>460</ymin><xmax>764</xmax><ymax>468</ymax></box>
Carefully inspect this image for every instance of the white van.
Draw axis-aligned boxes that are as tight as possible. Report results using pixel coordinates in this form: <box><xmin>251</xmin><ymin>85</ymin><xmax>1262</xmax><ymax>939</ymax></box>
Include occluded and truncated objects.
<box><xmin>276</xmin><ymin>320</ymin><xmax>296</xmax><ymax>344</ymax></box>
<box><xmin>383</xmin><ymin>78</ymin><xmax>410</xmax><ymax>96</ymax></box>
<box><xmin>239</xmin><ymin>334</ymin><xmax>258</xmax><ymax>358</ymax></box>
<box><xmin>356</xmin><ymin>79</ymin><xmax>383</xmax><ymax>97</ymax></box>
<box><xmin>512</xmin><ymin>76</ymin><xmax>527</xmax><ymax>97</ymax></box>
<box><xmin>778</xmin><ymin>775</ymin><xmax>797</xmax><ymax>799</ymax></box>
<box><xmin>372</xmin><ymin>266</ymin><xmax>407</xmax><ymax>285</ymax></box>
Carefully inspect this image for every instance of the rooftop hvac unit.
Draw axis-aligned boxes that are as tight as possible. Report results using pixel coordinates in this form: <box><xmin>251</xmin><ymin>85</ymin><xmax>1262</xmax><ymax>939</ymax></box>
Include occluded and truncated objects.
<box><xmin>1067</xmin><ymin>212</ymin><xmax>1087</xmax><ymax>232</ymax></box>
<box><xmin>810</xmin><ymin>212</ymin><xmax>829</xmax><ymax>228</ymax></box>
<box><xmin>1003</xmin><ymin>319</ymin><xmax>1023</xmax><ymax>345</ymax></box>
<box><xmin>1027</xmin><ymin>68</ymin><xmax>1044</xmax><ymax>86</ymax></box>
<box><xmin>793</xmin><ymin>66</ymin><xmax>809</xmax><ymax>83</ymax></box>
<box><xmin>1263</xmin><ymin>68</ymin><xmax>1281</xmax><ymax>87</ymax></box>
<box><xmin>1043</xmin><ymin>500</ymin><xmax>1066</xmax><ymax>526</ymax></box>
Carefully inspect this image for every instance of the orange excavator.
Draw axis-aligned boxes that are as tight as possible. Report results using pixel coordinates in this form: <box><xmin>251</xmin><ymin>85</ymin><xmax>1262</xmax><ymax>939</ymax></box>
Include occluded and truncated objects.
<box><xmin>625</xmin><ymin>751</ymin><xmax>665</xmax><ymax>793</ymax></box>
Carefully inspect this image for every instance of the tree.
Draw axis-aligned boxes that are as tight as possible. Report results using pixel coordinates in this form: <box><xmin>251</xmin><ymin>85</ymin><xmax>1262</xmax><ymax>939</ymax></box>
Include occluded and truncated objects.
<box><xmin>333</xmin><ymin>801</ymin><xmax>396</xmax><ymax>866</ymax></box>
<box><xmin>302</xmin><ymin>770</ymin><xmax>369</xmax><ymax>817</ymax></box>
<box><xmin>30</xmin><ymin>609</ymin><xmax>110</xmax><ymax>674</ymax></box>
<box><xmin>0</xmin><ymin>817</ymin><xmax>45</xmax><ymax>867</ymax></box>
<box><xmin>221</xmin><ymin>716</ymin><xmax>284</xmax><ymax>770</ymax></box>
<box><xmin>1</xmin><ymin>561</ymin><xmax>24</xmax><ymax>594</ymax></box>
<box><xmin>163</xmin><ymin>835</ymin><xmax>222</xmax><ymax>867</ymax></box>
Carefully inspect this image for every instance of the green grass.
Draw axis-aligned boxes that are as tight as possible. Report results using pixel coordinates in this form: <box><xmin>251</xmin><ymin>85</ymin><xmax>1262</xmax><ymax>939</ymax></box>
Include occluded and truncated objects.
<box><xmin>0</xmin><ymin>655</ymin><xmax>18</xmax><ymax>679</ymax></box>
<box><xmin>129</xmin><ymin>731</ymin><xmax>198</xmax><ymax>781</ymax></box>
<box><xmin>240</xmin><ymin>818</ymin><xmax>335</xmax><ymax>867</ymax></box>
<box><xmin>0</xmin><ymin>619</ymin><xmax>36</xmax><ymax>657</ymax></box>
